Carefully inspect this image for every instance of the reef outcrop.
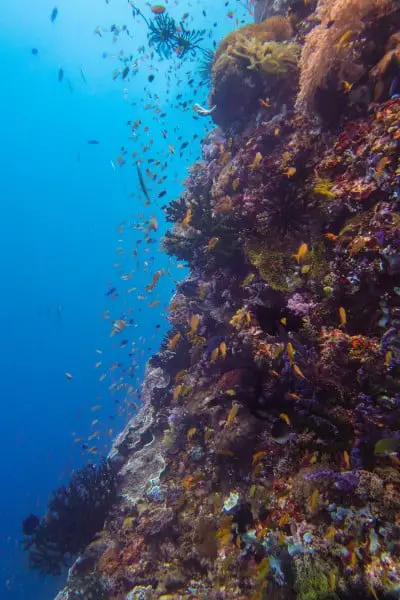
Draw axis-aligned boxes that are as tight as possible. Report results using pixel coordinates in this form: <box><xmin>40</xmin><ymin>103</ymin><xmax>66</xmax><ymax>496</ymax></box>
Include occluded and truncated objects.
<box><xmin>56</xmin><ymin>1</ymin><xmax>400</xmax><ymax>598</ymax></box>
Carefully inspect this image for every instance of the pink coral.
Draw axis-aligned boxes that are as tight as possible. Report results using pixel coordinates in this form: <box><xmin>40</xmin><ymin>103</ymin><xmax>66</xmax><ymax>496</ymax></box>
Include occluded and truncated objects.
<box><xmin>287</xmin><ymin>293</ymin><xmax>317</xmax><ymax>316</ymax></box>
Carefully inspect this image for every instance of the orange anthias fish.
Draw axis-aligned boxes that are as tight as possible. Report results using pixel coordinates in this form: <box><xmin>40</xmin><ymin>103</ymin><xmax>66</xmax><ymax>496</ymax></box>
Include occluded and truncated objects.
<box><xmin>287</xmin><ymin>342</ymin><xmax>295</xmax><ymax>364</ymax></box>
<box><xmin>181</xmin><ymin>208</ymin><xmax>192</xmax><ymax>226</ymax></box>
<box><xmin>376</xmin><ymin>156</ymin><xmax>390</xmax><ymax>179</ymax></box>
<box><xmin>147</xmin><ymin>215</ymin><xmax>158</xmax><ymax>232</ymax></box>
<box><xmin>339</xmin><ymin>306</ymin><xmax>347</xmax><ymax>328</ymax></box>
<box><xmin>323</xmin><ymin>232</ymin><xmax>338</xmax><ymax>242</ymax></box>
<box><xmin>219</xmin><ymin>341</ymin><xmax>227</xmax><ymax>359</ymax></box>
<box><xmin>207</xmin><ymin>237</ymin><xmax>219</xmax><ymax>250</ymax></box>
<box><xmin>145</xmin><ymin>268</ymin><xmax>164</xmax><ymax>292</ymax></box>
<box><xmin>151</xmin><ymin>4</ymin><xmax>166</xmax><ymax>14</ymax></box>
<box><xmin>168</xmin><ymin>332</ymin><xmax>181</xmax><ymax>351</ymax></box>
<box><xmin>110</xmin><ymin>319</ymin><xmax>126</xmax><ymax>336</ymax></box>
<box><xmin>188</xmin><ymin>314</ymin><xmax>201</xmax><ymax>337</ymax></box>
<box><xmin>292</xmin><ymin>243</ymin><xmax>309</xmax><ymax>264</ymax></box>
<box><xmin>225</xmin><ymin>403</ymin><xmax>239</xmax><ymax>427</ymax></box>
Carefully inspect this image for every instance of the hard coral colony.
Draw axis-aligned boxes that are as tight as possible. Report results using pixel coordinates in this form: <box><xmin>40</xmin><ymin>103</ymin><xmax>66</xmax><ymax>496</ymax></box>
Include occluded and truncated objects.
<box><xmin>49</xmin><ymin>1</ymin><xmax>400</xmax><ymax>599</ymax></box>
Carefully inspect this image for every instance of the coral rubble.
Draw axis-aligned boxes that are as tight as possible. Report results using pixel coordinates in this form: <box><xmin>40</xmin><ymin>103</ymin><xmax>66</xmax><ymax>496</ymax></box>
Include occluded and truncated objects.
<box><xmin>55</xmin><ymin>1</ymin><xmax>400</xmax><ymax>598</ymax></box>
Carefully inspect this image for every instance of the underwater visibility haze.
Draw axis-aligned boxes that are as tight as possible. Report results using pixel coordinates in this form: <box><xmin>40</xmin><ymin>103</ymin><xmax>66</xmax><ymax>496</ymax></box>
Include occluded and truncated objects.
<box><xmin>2</xmin><ymin>0</ymin><xmax>400</xmax><ymax>598</ymax></box>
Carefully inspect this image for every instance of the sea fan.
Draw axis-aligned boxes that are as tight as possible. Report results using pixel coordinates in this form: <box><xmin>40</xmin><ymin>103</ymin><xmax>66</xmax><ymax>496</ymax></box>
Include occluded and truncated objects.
<box><xmin>22</xmin><ymin>460</ymin><xmax>117</xmax><ymax>575</ymax></box>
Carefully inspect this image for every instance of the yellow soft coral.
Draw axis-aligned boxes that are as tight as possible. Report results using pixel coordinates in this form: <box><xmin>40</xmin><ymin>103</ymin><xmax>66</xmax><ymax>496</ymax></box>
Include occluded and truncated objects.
<box><xmin>214</xmin><ymin>16</ymin><xmax>294</xmax><ymax>63</ymax></box>
<box><xmin>245</xmin><ymin>241</ymin><xmax>300</xmax><ymax>292</ymax></box>
<box><xmin>230</xmin><ymin>38</ymin><xmax>300</xmax><ymax>77</ymax></box>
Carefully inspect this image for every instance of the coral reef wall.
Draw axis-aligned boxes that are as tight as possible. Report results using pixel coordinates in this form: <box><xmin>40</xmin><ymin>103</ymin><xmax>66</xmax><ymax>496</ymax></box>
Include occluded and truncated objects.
<box><xmin>56</xmin><ymin>1</ymin><xmax>400</xmax><ymax>599</ymax></box>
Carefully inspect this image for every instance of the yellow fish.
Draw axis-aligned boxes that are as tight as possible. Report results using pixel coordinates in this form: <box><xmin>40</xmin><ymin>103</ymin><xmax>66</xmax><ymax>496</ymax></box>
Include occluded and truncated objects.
<box><xmin>252</xmin><ymin>451</ymin><xmax>267</xmax><ymax>466</ymax></box>
<box><xmin>343</xmin><ymin>450</ymin><xmax>350</xmax><ymax>470</ymax></box>
<box><xmin>293</xmin><ymin>363</ymin><xmax>307</xmax><ymax>380</ymax></box>
<box><xmin>293</xmin><ymin>243</ymin><xmax>309</xmax><ymax>264</ymax></box>
<box><xmin>175</xmin><ymin>369</ymin><xmax>186</xmax><ymax>382</ymax></box>
<box><xmin>384</xmin><ymin>350</ymin><xmax>392</xmax><ymax>366</ymax></box>
<box><xmin>250</xmin><ymin>152</ymin><xmax>263</xmax><ymax>169</ymax></box>
<box><xmin>191</xmin><ymin>335</ymin><xmax>206</xmax><ymax>345</ymax></box>
<box><xmin>349</xmin><ymin>551</ymin><xmax>357</xmax><ymax>569</ymax></box>
<box><xmin>216</xmin><ymin>449</ymin><xmax>234</xmax><ymax>457</ymax></box>
<box><xmin>342</xmin><ymin>80</ymin><xmax>353</xmax><ymax>93</ymax></box>
<box><xmin>225</xmin><ymin>389</ymin><xmax>236</xmax><ymax>396</ymax></box>
<box><xmin>173</xmin><ymin>385</ymin><xmax>183</xmax><ymax>401</ymax></box>
<box><xmin>219</xmin><ymin>341</ymin><xmax>227</xmax><ymax>359</ymax></box>
<box><xmin>287</xmin><ymin>342</ymin><xmax>295</xmax><ymax>364</ymax></box>
<box><xmin>337</xmin><ymin>29</ymin><xmax>354</xmax><ymax>48</ymax></box>
<box><xmin>181</xmin><ymin>207</ymin><xmax>192</xmax><ymax>226</ymax></box>
<box><xmin>278</xmin><ymin>513</ymin><xmax>290</xmax><ymax>526</ymax></box>
<box><xmin>198</xmin><ymin>283</ymin><xmax>207</xmax><ymax>299</ymax></box>
<box><xmin>147</xmin><ymin>215</ymin><xmax>158</xmax><ymax>232</ymax></box>
<box><xmin>110</xmin><ymin>319</ymin><xmax>126</xmax><ymax>336</ymax></box>
<box><xmin>207</xmin><ymin>237</ymin><xmax>219</xmax><ymax>250</ymax></box>
<box><xmin>280</xmin><ymin>317</ymin><xmax>287</xmax><ymax>326</ymax></box>
<box><xmin>326</xmin><ymin>526</ymin><xmax>336</xmax><ymax>541</ymax></box>
<box><xmin>241</xmin><ymin>273</ymin><xmax>255</xmax><ymax>287</ymax></box>
<box><xmin>210</xmin><ymin>347</ymin><xmax>219</xmax><ymax>363</ymax></box>
<box><xmin>329</xmin><ymin>571</ymin><xmax>336</xmax><ymax>592</ymax></box>
<box><xmin>145</xmin><ymin>268</ymin><xmax>164</xmax><ymax>292</ymax></box>
<box><xmin>187</xmin><ymin>427</ymin><xmax>197</xmax><ymax>441</ymax></box>
<box><xmin>189</xmin><ymin>314</ymin><xmax>201</xmax><ymax>336</ymax></box>
<box><xmin>279</xmin><ymin>413</ymin><xmax>291</xmax><ymax>426</ymax></box>
<box><xmin>368</xmin><ymin>583</ymin><xmax>379</xmax><ymax>600</ymax></box>
<box><xmin>225</xmin><ymin>402</ymin><xmax>239</xmax><ymax>427</ymax></box>
<box><xmin>339</xmin><ymin>306</ymin><xmax>347</xmax><ymax>328</ymax></box>
<box><xmin>286</xmin><ymin>166</ymin><xmax>297</xmax><ymax>177</ymax></box>
<box><xmin>168</xmin><ymin>332</ymin><xmax>181</xmax><ymax>351</ymax></box>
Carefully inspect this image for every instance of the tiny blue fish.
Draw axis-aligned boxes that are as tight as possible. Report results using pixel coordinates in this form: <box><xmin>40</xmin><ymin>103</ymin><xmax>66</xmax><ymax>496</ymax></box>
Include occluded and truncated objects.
<box><xmin>50</xmin><ymin>7</ymin><xmax>58</xmax><ymax>22</ymax></box>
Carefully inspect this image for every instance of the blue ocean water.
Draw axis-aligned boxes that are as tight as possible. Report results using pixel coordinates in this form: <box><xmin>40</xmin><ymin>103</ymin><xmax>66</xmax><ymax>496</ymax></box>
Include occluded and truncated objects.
<box><xmin>0</xmin><ymin>0</ymin><xmax>250</xmax><ymax>597</ymax></box>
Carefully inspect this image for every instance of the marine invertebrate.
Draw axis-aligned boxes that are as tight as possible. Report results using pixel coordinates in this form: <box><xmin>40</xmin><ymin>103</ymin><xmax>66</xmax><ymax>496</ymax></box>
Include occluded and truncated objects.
<box><xmin>210</xmin><ymin>19</ymin><xmax>299</xmax><ymax>128</ymax></box>
<box><xmin>147</xmin><ymin>13</ymin><xmax>178</xmax><ymax>58</ymax></box>
<box><xmin>256</xmin><ymin>188</ymin><xmax>309</xmax><ymax>239</ymax></box>
<box><xmin>230</xmin><ymin>38</ymin><xmax>300</xmax><ymax>77</ymax></box>
<box><xmin>172</xmin><ymin>23</ymin><xmax>207</xmax><ymax>58</ymax></box>
<box><xmin>131</xmin><ymin>4</ymin><xmax>209</xmax><ymax>60</ymax></box>
<box><xmin>214</xmin><ymin>16</ymin><xmax>294</xmax><ymax>62</ymax></box>
<box><xmin>198</xmin><ymin>48</ymin><xmax>215</xmax><ymax>86</ymax></box>
<box><xmin>296</xmin><ymin>0</ymin><xmax>396</xmax><ymax>112</ymax></box>
<box><xmin>245</xmin><ymin>240</ymin><xmax>300</xmax><ymax>291</ymax></box>
<box><xmin>23</xmin><ymin>460</ymin><xmax>117</xmax><ymax>575</ymax></box>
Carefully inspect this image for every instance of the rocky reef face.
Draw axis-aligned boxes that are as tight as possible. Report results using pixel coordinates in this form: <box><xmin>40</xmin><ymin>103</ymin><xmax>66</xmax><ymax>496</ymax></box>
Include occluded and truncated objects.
<box><xmin>56</xmin><ymin>1</ymin><xmax>400</xmax><ymax>599</ymax></box>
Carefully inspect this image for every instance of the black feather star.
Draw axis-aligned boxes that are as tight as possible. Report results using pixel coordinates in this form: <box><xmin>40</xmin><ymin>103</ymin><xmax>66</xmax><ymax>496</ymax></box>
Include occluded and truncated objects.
<box><xmin>198</xmin><ymin>48</ymin><xmax>215</xmax><ymax>85</ymax></box>
<box><xmin>258</xmin><ymin>187</ymin><xmax>309</xmax><ymax>239</ymax></box>
<box><xmin>148</xmin><ymin>13</ymin><xmax>178</xmax><ymax>58</ymax></box>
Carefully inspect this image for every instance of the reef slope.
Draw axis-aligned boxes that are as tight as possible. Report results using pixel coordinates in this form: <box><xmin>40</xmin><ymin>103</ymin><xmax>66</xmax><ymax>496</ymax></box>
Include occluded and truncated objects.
<box><xmin>56</xmin><ymin>1</ymin><xmax>400</xmax><ymax>598</ymax></box>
